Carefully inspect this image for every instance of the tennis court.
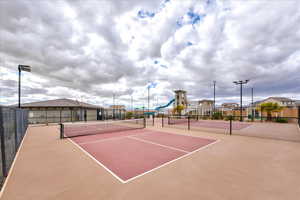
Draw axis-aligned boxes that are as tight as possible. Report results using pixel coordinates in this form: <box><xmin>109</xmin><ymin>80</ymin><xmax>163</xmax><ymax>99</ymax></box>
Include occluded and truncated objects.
<box><xmin>1</xmin><ymin>121</ymin><xmax>300</xmax><ymax>200</ymax></box>
<box><xmin>61</xmin><ymin>119</ymin><xmax>217</xmax><ymax>182</ymax></box>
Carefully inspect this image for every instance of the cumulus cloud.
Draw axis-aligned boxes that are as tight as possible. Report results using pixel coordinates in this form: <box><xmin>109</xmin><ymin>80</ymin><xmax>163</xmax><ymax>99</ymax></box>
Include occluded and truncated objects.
<box><xmin>0</xmin><ymin>0</ymin><xmax>300</xmax><ymax>107</ymax></box>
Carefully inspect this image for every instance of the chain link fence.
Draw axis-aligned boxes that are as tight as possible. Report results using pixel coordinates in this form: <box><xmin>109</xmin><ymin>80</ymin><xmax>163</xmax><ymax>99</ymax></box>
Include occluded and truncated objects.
<box><xmin>0</xmin><ymin>107</ymin><xmax>29</xmax><ymax>188</ymax></box>
<box><xmin>161</xmin><ymin>114</ymin><xmax>300</xmax><ymax>142</ymax></box>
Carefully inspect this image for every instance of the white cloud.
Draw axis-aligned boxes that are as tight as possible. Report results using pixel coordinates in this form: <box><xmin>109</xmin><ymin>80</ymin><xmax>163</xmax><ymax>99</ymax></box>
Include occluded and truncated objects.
<box><xmin>1</xmin><ymin>0</ymin><xmax>300</xmax><ymax>107</ymax></box>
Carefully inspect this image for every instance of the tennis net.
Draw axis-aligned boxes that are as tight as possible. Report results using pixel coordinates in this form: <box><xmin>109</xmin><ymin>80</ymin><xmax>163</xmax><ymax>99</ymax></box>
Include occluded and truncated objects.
<box><xmin>168</xmin><ymin>115</ymin><xmax>189</xmax><ymax>125</ymax></box>
<box><xmin>60</xmin><ymin>118</ymin><xmax>145</xmax><ymax>139</ymax></box>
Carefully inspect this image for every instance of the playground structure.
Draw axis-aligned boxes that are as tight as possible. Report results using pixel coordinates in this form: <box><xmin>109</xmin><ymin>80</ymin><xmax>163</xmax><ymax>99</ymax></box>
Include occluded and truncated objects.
<box><xmin>141</xmin><ymin>99</ymin><xmax>175</xmax><ymax>115</ymax></box>
<box><xmin>134</xmin><ymin>90</ymin><xmax>189</xmax><ymax>116</ymax></box>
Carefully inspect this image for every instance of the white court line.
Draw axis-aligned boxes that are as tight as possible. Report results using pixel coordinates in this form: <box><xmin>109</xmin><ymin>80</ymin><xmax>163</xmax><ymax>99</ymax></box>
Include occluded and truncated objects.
<box><xmin>147</xmin><ymin>128</ymin><xmax>218</xmax><ymax>140</ymax></box>
<box><xmin>67</xmin><ymin>133</ymin><xmax>220</xmax><ymax>184</ymax></box>
<box><xmin>0</xmin><ymin>128</ymin><xmax>30</xmax><ymax>198</ymax></box>
<box><xmin>124</xmin><ymin>139</ymin><xmax>220</xmax><ymax>183</ymax></box>
<box><xmin>67</xmin><ymin>138</ymin><xmax>126</xmax><ymax>184</ymax></box>
<box><xmin>128</xmin><ymin>136</ymin><xmax>189</xmax><ymax>153</ymax></box>
<box><xmin>75</xmin><ymin>129</ymin><xmax>169</xmax><ymax>146</ymax></box>
<box><xmin>78</xmin><ymin>132</ymin><xmax>147</xmax><ymax>145</ymax></box>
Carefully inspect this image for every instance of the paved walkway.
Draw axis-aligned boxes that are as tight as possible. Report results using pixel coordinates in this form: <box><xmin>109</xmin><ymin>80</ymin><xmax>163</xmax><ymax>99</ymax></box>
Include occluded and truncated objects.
<box><xmin>1</xmin><ymin>125</ymin><xmax>300</xmax><ymax>200</ymax></box>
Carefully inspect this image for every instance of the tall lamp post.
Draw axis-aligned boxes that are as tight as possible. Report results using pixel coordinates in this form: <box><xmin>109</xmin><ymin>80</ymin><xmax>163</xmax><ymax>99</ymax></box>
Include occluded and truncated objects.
<box><xmin>18</xmin><ymin>65</ymin><xmax>31</xmax><ymax>108</ymax></box>
<box><xmin>112</xmin><ymin>93</ymin><xmax>115</xmax><ymax>120</ymax></box>
<box><xmin>251</xmin><ymin>88</ymin><xmax>254</xmax><ymax>121</ymax></box>
<box><xmin>213</xmin><ymin>80</ymin><xmax>216</xmax><ymax>115</ymax></box>
<box><xmin>147</xmin><ymin>86</ymin><xmax>150</xmax><ymax>115</ymax></box>
<box><xmin>233</xmin><ymin>80</ymin><xmax>249</xmax><ymax>121</ymax></box>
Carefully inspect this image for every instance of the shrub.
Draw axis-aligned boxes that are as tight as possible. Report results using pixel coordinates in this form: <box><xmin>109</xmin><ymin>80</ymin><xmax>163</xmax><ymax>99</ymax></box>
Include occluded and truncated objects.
<box><xmin>275</xmin><ymin>118</ymin><xmax>288</xmax><ymax>123</ymax></box>
<box><xmin>212</xmin><ymin>112</ymin><xmax>223</xmax><ymax>120</ymax></box>
<box><xmin>126</xmin><ymin>112</ymin><xmax>133</xmax><ymax>119</ymax></box>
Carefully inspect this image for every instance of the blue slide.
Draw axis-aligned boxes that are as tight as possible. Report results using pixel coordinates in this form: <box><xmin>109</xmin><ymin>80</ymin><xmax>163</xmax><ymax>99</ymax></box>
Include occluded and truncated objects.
<box><xmin>155</xmin><ymin>99</ymin><xmax>175</xmax><ymax>111</ymax></box>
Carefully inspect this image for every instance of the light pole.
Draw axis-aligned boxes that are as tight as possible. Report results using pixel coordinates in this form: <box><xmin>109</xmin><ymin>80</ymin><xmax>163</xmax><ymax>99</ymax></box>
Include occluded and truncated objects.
<box><xmin>18</xmin><ymin>65</ymin><xmax>31</xmax><ymax>108</ymax></box>
<box><xmin>251</xmin><ymin>88</ymin><xmax>254</xmax><ymax>121</ymax></box>
<box><xmin>131</xmin><ymin>95</ymin><xmax>133</xmax><ymax>111</ymax></box>
<box><xmin>233</xmin><ymin>80</ymin><xmax>249</xmax><ymax>121</ymax></box>
<box><xmin>213</xmin><ymin>80</ymin><xmax>216</xmax><ymax>115</ymax></box>
<box><xmin>113</xmin><ymin>93</ymin><xmax>115</xmax><ymax>120</ymax></box>
<box><xmin>147</xmin><ymin>86</ymin><xmax>150</xmax><ymax>114</ymax></box>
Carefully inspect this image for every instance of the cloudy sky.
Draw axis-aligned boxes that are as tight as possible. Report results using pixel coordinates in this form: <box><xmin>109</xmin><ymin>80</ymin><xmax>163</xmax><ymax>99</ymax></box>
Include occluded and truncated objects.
<box><xmin>0</xmin><ymin>0</ymin><xmax>300</xmax><ymax>108</ymax></box>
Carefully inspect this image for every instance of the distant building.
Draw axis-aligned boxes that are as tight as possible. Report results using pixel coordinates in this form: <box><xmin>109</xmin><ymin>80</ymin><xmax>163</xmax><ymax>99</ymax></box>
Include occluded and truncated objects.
<box><xmin>174</xmin><ymin>90</ymin><xmax>187</xmax><ymax>108</ymax></box>
<box><xmin>221</xmin><ymin>103</ymin><xmax>239</xmax><ymax>110</ymax></box>
<box><xmin>187</xmin><ymin>100</ymin><xmax>213</xmax><ymax>115</ymax></box>
<box><xmin>107</xmin><ymin>105</ymin><xmax>126</xmax><ymax>119</ymax></box>
<box><xmin>174</xmin><ymin>90</ymin><xmax>188</xmax><ymax>114</ymax></box>
<box><xmin>248</xmin><ymin>97</ymin><xmax>298</xmax><ymax>118</ymax></box>
<box><xmin>20</xmin><ymin>98</ymin><xmax>104</xmax><ymax>124</ymax></box>
<box><xmin>259</xmin><ymin>97</ymin><xmax>295</xmax><ymax>107</ymax></box>
<box><xmin>198</xmin><ymin>100</ymin><xmax>214</xmax><ymax>115</ymax></box>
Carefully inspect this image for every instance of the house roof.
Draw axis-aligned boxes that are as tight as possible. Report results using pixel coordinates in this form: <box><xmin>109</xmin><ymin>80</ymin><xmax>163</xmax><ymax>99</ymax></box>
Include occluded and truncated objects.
<box><xmin>222</xmin><ymin>102</ymin><xmax>238</xmax><ymax>106</ymax></box>
<box><xmin>199</xmin><ymin>99</ymin><xmax>213</xmax><ymax>103</ymax></box>
<box><xmin>20</xmin><ymin>98</ymin><xmax>103</xmax><ymax>109</ymax></box>
<box><xmin>265</xmin><ymin>97</ymin><xmax>294</xmax><ymax>102</ymax></box>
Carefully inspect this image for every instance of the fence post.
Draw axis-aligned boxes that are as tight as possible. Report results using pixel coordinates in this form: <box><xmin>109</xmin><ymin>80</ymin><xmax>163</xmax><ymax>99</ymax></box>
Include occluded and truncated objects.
<box><xmin>143</xmin><ymin>116</ymin><xmax>146</xmax><ymax>128</ymax></box>
<box><xmin>229</xmin><ymin>116</ymin><xmax>232</xmax><ymax>135</ymax></box>
<box><xmin>152</xmin><ymin>115</ymin><xmax>155</xmax><ymax>126</ymax></box>
<box><xmin>0</xmin><ymin>107</ymin><xmax>7</xmax><ymax>177</ymax></box>
<box><xmin>14</xmin><ymin>109</ymin><xmax>18</xmax><ymax>151</ymax></box>
<box><xmin>70</xmin><ymin>109</ymin><xmax>73</xmax><ymax>123</ymax></box>
<box><xmin>162</xmin><ymin>114</ymin><xmax>164</xmax><ymax>128</ymax></box>
<box><xmin>60</xmin><ymin>123</ymin><xmax>64</xmax><ymax>139</ymax></box>
<box><xmin>60</xmin><ymin>108</ymin><xmax>62</xmax><ymax>123</ymax></box>
<box><xmin>188</xmin><ymin>115</ymin><xmax>190</xmax><ymax>130</ymax></box>
<box><xmin>45</xmin><ymin>108</ymin><xmax>48</xmax><ymax>125</ymax></box>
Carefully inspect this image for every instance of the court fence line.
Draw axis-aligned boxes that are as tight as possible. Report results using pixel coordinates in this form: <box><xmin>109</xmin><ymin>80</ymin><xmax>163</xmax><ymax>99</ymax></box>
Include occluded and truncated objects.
<box><xmin>0</xmin><ymin>106</ymin><xmax>29</xmax><ymax>189</ymax></box>
<box><xmin>158</xmin><ymin>114</ymin><xmax>300</xmax><ymax>141</ymax></box>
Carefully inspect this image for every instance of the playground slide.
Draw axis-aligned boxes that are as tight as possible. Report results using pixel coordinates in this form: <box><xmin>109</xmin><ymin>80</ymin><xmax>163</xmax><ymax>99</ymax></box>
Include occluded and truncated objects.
<box><xmin>155</xmin><ymin>99</ymin><xmax>175</xmax><ymax>111</ymax></box>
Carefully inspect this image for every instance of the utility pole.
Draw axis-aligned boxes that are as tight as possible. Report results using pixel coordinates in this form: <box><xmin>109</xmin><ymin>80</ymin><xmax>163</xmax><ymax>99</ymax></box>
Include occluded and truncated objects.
<box><xmin>213</xmin><ymin>80</ymin><xmax>216</xmax><ymax>115</ymax></box>
<box><xmin>251</xmin><ymin>88</ymin><xmax>254</xmax><ymax>121</ymax></box>
<box><xmin>131</xmin><ymin>95</ymin><xmax>133</xmax><ymax>111</ymax></box>
<box><xmin>147</xmin><ymin>86</ymin><xmax>150</xmax><ymax>115</ymax></box>
<box><xmin>233</xmin><ymin>80</ymin><xmax>249</xmax><ymax>122</ymax></box>
<box><xmin>113</xmin><ymin>93</ymin><xmax>115</xmax><ymax>120</ymax></box>
<box><xmin>18</xmin><ymin>65</ymin><xmax>31</xmax><ymax>108</ymax></box>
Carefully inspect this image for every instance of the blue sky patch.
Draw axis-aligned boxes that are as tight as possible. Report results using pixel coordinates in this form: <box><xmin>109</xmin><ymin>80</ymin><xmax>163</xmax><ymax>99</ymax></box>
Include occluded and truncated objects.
<box><xmin>187</xmin><ymin>9</ymin><xmax>206</xmax><ymax>25</ymax></box>
<box><xmin>160</xmin><ymin>64</ymin><xmax>168</xmax><ymax>69</ymax></box>
<box><xmin>147</xmin><ymin>82</ymin><xmax>158</xmax><ymax>89</ymax></box>
<box><xmin>137</xmin><ymin>10</ymin><xmax>155</xmax><ymax>18</ymax></box>
<box><xmin>187</xmin><ymin>41</ymin><xmax>193</xmax><ymax>46</ymax></box>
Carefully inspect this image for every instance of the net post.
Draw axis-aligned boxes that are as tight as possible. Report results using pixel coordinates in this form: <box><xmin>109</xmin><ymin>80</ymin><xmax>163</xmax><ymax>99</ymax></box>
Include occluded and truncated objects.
<box><xmin>168</xmin><ymin>116</ymin><xmax>170</xmax><ymax>125</ymax></box>
<box><xmin>229</xmin><ymin>116</ymin><xmax>232</xmax><ymax>135</ymax></box>
<box><xmin>260</xmin><ymin>107</ymin><xmax>263</xmax><ymax>122</ymax></box>
<box><xmin>152</xmin><ymin>114</ymin><xmax>154</xmax><ymax>126</ymax></box>
<box><xmin>60</xmin><ymin>123</ymin><xmax>64</xmax><ymax>139</ymax></box>
<box><xmin>162</xmin><ymin>114</ymin><xmax>164</xmax><ymax>128</ymax></box>
<box><xmin>188</xmin><ymin>115</ymin><xmax>190</xmax><ymax>130</ymax></box>
<box><xmin>143</xmin><ymin>116</ymin><xmax>146</xmax><ymax>128</ymax></box>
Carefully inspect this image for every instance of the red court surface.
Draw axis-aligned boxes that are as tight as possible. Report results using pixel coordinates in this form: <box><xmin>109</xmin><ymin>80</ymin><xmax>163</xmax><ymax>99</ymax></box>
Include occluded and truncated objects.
<box><xmin>190</xmin><ymin>120</ymin><xmax>252</xmax><ymax>130</ymax></box>
<box><xmin>69</xmin><ymin>129</ymin><xmax>217</xmax><ymax>183</ymax></box>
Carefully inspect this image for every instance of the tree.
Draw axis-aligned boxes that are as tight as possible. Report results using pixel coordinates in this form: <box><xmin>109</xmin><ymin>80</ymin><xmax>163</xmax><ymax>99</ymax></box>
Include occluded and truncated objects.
<box><xmin>174</xmin><ymin>105</ymin><xmax>185</xmax><ymax>115</ymax></box>
<box><xmin>257</xmin><ymin>102</ymin><xmax>283</xmax><ymax>121</ymax></box>
<box><xmin>126</xmin><ymin>111</ymin><xmax>133</xmax><ymax>119</ymax></box>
